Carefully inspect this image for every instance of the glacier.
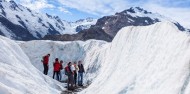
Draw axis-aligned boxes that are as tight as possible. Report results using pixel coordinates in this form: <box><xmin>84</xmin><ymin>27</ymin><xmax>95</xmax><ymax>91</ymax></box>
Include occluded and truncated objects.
<box><xmin>1</xmin><ymin>21</ymin><xmax>190</xmax><ymax>94</ymax></box>
<box><xmin>80</xmin><ymin>22</ymin><xmax>190</xmax><ymax>94</ymax></box>
<box><xmin>0</xmin><ymin>36</ymin><xmax>65</xmax><ymax>94</ymax></box>
<box><xmin>18</xmin><ymin>39</ymin><xmax>107</xmax><ymax>83</ymax></box>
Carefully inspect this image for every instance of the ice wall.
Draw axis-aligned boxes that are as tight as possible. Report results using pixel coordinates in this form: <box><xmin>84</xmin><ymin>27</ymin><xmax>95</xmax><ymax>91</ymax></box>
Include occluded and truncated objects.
<box><xmin>81</xmin><ymin>22</ymin><xmax>190</xmax><ymax>94</ymax></box>
<box><xmin>18</xmin><ymin>40</ymin><xmax>107</xmax><ymax>82</ymax></box>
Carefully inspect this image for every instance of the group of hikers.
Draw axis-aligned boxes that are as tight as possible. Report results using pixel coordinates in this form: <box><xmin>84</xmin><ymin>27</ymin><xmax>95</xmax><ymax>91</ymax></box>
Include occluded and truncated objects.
<box><xmin>41</xmin><ymin>54</ymin><xmax>85</xmax><ymax>90</ymax></box>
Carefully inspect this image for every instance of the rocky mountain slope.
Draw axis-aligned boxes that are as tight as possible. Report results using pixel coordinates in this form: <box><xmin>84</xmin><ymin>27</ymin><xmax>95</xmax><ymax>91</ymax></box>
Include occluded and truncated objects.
<box><xmin>43</xmin><ymin>7</ymin><xmax>186</xmax><ymax>42</ymax></box>
<box><xmin>0</xmin><ymin>0</ymin><xmax>96</xmax><ymax>41</ymax></box>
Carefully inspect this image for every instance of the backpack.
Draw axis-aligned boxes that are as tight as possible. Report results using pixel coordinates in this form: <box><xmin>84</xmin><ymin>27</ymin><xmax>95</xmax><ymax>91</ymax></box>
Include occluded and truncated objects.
<box><xmin>60</xmin><ymin>65</ymin><xmax>63</xmax><ymax>70</ymax></box>
<box><xmin>64</xmin><ymin>66</ymin><xmax>69</xmax><ymax>76</ymax></box>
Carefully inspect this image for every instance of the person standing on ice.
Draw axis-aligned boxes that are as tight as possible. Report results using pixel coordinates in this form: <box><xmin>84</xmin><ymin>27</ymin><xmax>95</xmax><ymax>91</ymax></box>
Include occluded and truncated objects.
<box><xmin>53</xmin><ymin>58</ymin><xmax>60</xmax><ymax>81</ymax></box>
<box><xmin>65</xmin><ymin>62</ymin><xmax>74</xmax><ymax>90</ymax></box>
<box><xmin>41</xmin><ymin>54</ymin><xmax>50</xmax><ymax>75</ymax></box>
<box><xmin>59</xmin><ymin>60</ymin><xmax>63</xmax><ymax>81</ymax></box>
<box><xmin>73</xmin><ymin>62</ymin><xmax>79</xmax><ymax>87</ymax></box>
<box><xmin>78</xmin><ymin>61</ymin><xmax>85</xmax><ymax>86</ymax></box>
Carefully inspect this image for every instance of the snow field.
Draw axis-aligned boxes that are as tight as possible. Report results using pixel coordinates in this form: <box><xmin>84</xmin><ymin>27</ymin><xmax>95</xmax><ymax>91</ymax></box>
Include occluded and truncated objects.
<box><xmin>0</xmin><ymin>36</ymin><xmax>65</xmax><ymax>94</ymax></box>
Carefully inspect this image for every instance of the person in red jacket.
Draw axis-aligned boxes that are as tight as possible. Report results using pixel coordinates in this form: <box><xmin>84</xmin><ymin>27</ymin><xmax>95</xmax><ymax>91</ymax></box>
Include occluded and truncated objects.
<box><xmin>42</xmin><ymin>54</ymin><xmax>50</xmax><ymax>75</ymax></box>
<box><xmin>53</xmin><ymin>58</ymin><xmax>60</xmax><ymax>81</ymax></box>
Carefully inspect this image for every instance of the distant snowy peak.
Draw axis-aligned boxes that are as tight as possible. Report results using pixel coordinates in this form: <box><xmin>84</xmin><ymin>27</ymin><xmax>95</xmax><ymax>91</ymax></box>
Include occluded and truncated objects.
<box><xmin>0</xmin><ymin>0</ymin><xmax>96</xmax><ymax>41</ymax></box>
<box><xmin>116</xmin><ymin>7</ymin><xmax>185</xmax><ymax>31</ymax></box>
<box><xmin>97</xmin><ymin>7</ymin><xmax>185</xmax><ymax>37</ymax></box>
<box><xmin>119</xmin><ymin>7</ymin><xmax>173</xmax><ymax>22</ymax></box>
<box><xmin>95</xmin><ymin>6</ymin><xmax>184</xmax><ymax>37</ymax></box>
<box><xmin>75</xmin><ymin>17</ymin><xmax>96</xmax><ymax>23</ymax></box>
<box><xmin>43</xmin><ymin>7</ymin><xmax>186</xmax><ymax>42</ymax></box>
<box><xmin>71</xmin><ymin>17</ymin><xmax>97</xmax><ymax>32</ymax></box>
<box><xmin>119</xmin><ymin>7</ymin><xmax>152</xmax><ymax>15</ymax></box>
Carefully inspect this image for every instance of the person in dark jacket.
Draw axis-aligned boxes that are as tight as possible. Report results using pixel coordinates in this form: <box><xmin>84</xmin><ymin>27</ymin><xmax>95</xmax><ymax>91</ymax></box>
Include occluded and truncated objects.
<box><xmin>65</xmin><ymin>62</ymin><xmax>74</xmax><ymax>90</ymax></box>
<box><xmin>41</xmin><ymin>54</ymin><xmax>50</xmax><ymax>75</ymax></box>
<box><xmin>78</xmin><ymin>61</ymin><xmax>85</xmax><ymax>86</ymax></box>
<box><xmin>53</xmin><ymin>58</ymin><xmax>60</xmax><ymax>81</ymax></box>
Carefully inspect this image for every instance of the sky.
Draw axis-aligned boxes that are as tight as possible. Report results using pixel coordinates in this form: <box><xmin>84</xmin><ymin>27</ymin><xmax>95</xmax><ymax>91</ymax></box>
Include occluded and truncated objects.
<box><xmin>7</xmin><ymin>0</ymin><xmax>190</xmax><ymax>28</ymax></box>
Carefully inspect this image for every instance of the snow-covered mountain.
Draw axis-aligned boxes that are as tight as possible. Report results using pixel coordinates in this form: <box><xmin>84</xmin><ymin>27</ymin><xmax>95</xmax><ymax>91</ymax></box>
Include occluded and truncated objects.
<box><xmin>71</xmin><ymin>17</ymin><xmax>97</xmax><ymax>32</ymax></box>
<box><xmin>0</xmin><ymin>0</ymin><xmax>96</xmax><ymax>41</ymax></box>
<box><xmin>99</xmin><ymin>7</ymin><xmax>185</xmax><ymax>37</ymax></box>
<box><xmin>0</xmin><ymin>35</ymin><xmax>65</xmax><ymax>94</ymax></box>
<box><xmin>43</xmin><ymin>7</ymin><xmax>186</xmax><ymax>42</ymax></box>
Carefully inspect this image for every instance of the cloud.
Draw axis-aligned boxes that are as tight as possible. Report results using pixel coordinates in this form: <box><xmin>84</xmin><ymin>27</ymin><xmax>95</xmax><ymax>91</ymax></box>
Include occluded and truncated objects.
<box><xmin>13</xmin><ymin>0</ymin><xmax>55</xmax><ymax>11</ymax></box>
<box><xmin>58</xmin><ymin>7</ymin><xmax>72</xmax><ymax>15</ymax></box>
<box><xmin>144</xmin><ymin>0</ymin><xmax>190</xmax><ymax>8</ymax></box>
<box><xmin>12</xmin><ymin>0</ymin><xmax>73</xmax><ymax>15</ymax></box>
<box><xmin>57</xmin><ymin>0</ymin><xmax>130</xmax><ymax>16</ymax></box>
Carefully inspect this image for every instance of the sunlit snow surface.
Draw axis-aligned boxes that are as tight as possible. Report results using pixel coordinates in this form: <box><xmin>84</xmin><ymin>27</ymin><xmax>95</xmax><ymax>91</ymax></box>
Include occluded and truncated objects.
<box><xmin>80</xmin><ymin>22</ymin><xmax>190</xmax><ymax>94</ymax></box>
<box><xmin>0</xmin><ymin>36</ymin><xmax>64</xmax><ymax>94</ymax></box>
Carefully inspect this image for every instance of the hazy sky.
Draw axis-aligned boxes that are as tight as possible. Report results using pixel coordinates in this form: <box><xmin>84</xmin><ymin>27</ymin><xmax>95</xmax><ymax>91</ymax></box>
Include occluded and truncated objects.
<box><xmin>8</xmin><ymin>0</ymin><xmax>190</xmax><ymax>28</ymax></box>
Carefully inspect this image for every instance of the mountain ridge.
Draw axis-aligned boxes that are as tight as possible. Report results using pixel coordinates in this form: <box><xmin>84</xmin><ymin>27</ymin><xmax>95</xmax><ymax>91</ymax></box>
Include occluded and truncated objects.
<box><xmin>0</xmin><ymin>0</ymin><xmax>96</xmax><ymax>40</ymax></box>
<box><xmin>43</xmin><ymin>7</ymin><xmax>186</xmax><ymax>42</ymax></box>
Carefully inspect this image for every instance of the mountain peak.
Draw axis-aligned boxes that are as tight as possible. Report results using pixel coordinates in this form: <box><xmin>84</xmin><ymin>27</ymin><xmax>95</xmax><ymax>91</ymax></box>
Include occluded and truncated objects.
<box><xmin>75</xmin><ymin>17</ymin><xmax>95</xmax><ymax>23</ymax></box>
<box><xmin>76</xmin><ymin>19</ymin><xmax>85</xmax><ymax>23</ymax></box>
<box><xmin>46</xmin><ymin>13</ymin><xmax>53</xmax><ymax>18</ymax></box>
<box><xmin>118</xmin><ymin>7</ymin><xmax>152</xmax><ymax>15</ymax></box>
<box><xmin>9</xmin><ymin>0</ymin><xmax>19</xmax><ymax>10</ymax></box>
<box><xmin>53</xmin><ymin>16</ymin><xmax>61</xmax><ymax>21</ymax></box>
<box><xmin>132</xmin><ymin>7</ymin><xmax>145</xmax><ymax>12</ymax></box>
<box><xmin>9</xmin><ymin>0</ymin><xmax>17</xmax><ymax>5</ymax></box>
